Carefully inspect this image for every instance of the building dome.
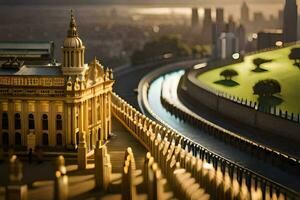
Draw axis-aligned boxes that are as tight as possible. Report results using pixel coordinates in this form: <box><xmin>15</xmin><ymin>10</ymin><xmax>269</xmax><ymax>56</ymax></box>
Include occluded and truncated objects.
<box><xmin>63</xmin><ymin>10</ymin><xmax>84</xmax><ymax>48</ymax></box>
<box><xmin>61</xmin><ymin>10</ymin><xmax>86</xmax><ymax>74</ymax></box>
<box><xmin>63</xmin><ymin>37</ymin><xmax>83</xmax><ymax>48</ymax></box>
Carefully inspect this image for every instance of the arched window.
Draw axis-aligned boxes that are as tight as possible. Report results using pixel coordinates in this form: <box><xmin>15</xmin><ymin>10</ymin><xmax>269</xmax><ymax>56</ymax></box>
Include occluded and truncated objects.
<box><xmin>98</xmin><ymin>128</ymin><xmax>101</xmax><ymax>141</ymax></box>
<box><xmin>42</xmin><ymin>133</ymin><xmax>49</xmax><ymax>146</ymax></box>
<box><xmin>56</xmin><ymin>114</ymin><xmax>62</xmax><ymax>130</ymax></box>
<box><xmin>2</xmin><ymin>113</ymin><xmax>8</xmax><ymax>129</ymax></box>
<box><xmin>42</xmin><ymin>114</ymin><xmax>48</xmax><ymax>130</ymax></box>
<box><xmin>56</xmin><ymin>133</ymin><xmax>62</xmax><ymax>146</ymax></box>
<box><xmin>28</xmin><ymin>114</ymin><xmax>35</xmax><ymax>129</ymax></box>
<box><xmin>2</xmin><ymin>132</ymin><xmax>9</xmax><ymax>146</ymax></box>
<box><xmin>15</xmin><ymin>132</ymin><xmax>21</xmax><ymax>145</ymax></box>
<box><xmin>15</xmin><ymin>113</ymin><xmax>21</xmax><ymax>129</ymax></box>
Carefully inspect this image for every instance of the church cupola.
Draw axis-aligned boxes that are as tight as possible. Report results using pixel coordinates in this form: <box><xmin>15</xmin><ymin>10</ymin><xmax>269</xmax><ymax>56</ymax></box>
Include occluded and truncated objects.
<box><xmin>62</xmin><ymin>10</ymin><xmax>86</xmax><ymax>75</ymax></box>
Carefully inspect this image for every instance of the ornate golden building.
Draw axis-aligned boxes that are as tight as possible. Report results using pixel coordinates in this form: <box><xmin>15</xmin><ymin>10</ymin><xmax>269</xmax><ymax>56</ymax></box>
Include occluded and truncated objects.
<box><xmin>0</xmin><ymin>12</ymin><xmax>114</xmax><ymax>150</ymax></box>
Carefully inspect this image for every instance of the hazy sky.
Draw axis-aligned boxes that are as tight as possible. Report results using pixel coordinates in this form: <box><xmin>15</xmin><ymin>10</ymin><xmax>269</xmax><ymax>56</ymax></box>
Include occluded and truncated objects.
<box><xmin>0</xmin><ymin>0</ymin><xmax>290</xmax><ymax>4</ymax></box>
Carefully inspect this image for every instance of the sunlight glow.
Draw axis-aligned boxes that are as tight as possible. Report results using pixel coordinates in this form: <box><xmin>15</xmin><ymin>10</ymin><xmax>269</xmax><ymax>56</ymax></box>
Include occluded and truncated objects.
<box><xmin>203</xmin><ymin>162</ymin><xmax>214</xmax><ymax>170</ymax></box>
<box><xmin>232</xmin><ymin>53</ymin><xmax>240</xmax><ymax>60</ymax></box>
<box><xmin>275</xmin><ymin>41</ymin><xmax>283</xmax><ymax>47</ymax></box>
<box><xmin>193</xmin><ymin>63</ymin><xmax>207</xmax><ymax>69</ymax></box>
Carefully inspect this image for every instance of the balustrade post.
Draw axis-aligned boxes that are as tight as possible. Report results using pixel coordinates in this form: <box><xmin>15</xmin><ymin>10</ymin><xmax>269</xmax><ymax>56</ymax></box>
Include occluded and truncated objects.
<box><xmin>6</xmin><ymin>155</ymin><xmax>28</xmax><ymax>200</ymax></box>
<box><xmin>122</xmin><ymin>148</ymin><xmax>137</xmax><ymax>200</ymax></box>
<box><xmin>94</xmin><ymin>141</ymin><xmax>111</xmax><ymax>191</ymax></box>
<box><xmin>77</xmin><ymin>131</ymin><xmax>87</xmax><ymax>169</ymax></box>
<box><xmin>54</xmin><ymin>156</ymin><xmax>68</xmax><ymax>200</ymax></box>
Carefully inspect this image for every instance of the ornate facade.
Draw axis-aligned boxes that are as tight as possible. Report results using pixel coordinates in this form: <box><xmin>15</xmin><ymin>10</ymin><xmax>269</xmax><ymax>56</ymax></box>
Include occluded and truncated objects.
<box><xmin>0</xmin><ymin>12</ymin><xmax>114</xmax><ymax>150</ymax></box>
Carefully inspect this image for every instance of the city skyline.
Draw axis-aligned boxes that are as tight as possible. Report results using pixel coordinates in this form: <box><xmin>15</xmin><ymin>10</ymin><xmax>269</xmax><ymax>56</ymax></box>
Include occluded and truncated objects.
<box><xmin>0</xmin><ymin>0</ymin><xmax>294</xmax><ymax>5</ymax></box>
<box><xmin>0</xmin><ymin>1</ymin><xmax>299</xmax><ymax>199</ymax></box>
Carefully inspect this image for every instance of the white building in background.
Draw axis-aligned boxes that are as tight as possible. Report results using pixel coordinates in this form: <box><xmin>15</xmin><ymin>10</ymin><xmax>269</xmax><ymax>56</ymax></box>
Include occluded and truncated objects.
<box><xmin>217</xmin><ymin>32</ymin><xmax>238</xmax><ymax>60</ymax></box>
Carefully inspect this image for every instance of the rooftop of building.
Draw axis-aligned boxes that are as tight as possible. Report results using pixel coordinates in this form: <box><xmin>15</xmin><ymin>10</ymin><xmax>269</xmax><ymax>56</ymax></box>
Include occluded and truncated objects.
<box><xmin>0</xmin><ymin>61</ymin><xmax>62</xmax><ymax>76</ymax></box>
<box><xmin>0</xmin><ymin>41</ymin><xmax>54</xmax><ymax>61</ymax></box>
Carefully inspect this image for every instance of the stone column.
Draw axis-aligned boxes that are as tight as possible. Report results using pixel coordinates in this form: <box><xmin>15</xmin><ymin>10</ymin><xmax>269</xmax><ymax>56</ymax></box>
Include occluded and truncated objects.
<box><xmin>102</xmin><ymin>94</ymin><xmax>107</xmax><ymax>140</ymax></box>
<box><xmin>8</xmin><ymin>100</ymin><xmax>14</xmax><ymax>146</ymax></box>
<box><xmin>92</xmin><ymin>97</ymin><xmax>97</xmax><ymax>145</ymax></box>
<box><xmin>71</xmin><ymin>105</ymin><xmax>76</xmax><ymax>147</ymax></box>
<box><xmin>84</xmin><ymin>100</ymin><xmax>89</xmax><ymax>149</ymax></box>
<box><xmin>92</xmin><ymin>97</ymin><xmax>96</xmax><ymax>132</ymax></box>
<box><xmin>54</xmin><ymin>156</ymin><xmax>68</xmax><ymax>200</ymax></box>
<box><xmin>65</xmin><ymin>104</ymin><xmax>72</xmax><ymax>147</ymax></box>
<box><xmin>100</xmin><ymin>94</ymin><xmax>105</xmax><ymax>141</ymax></box>
<box><xmin>79</xmin><ymin>102</ymin><xmax>84</xmax><ymax>134</ymax></box>
<box><xmin>107</xmin><ymin>92</ymin><xmax>112</xmax><ymax>135</ymax></box>
<box><xmin>6</xmin><ymin>155</ymin><xmax>28</xmax><ymax>200</ymax></box>
<box><xmin>49</xmin><ymin>101</ymin><xmax>54</xmax><ymax>146</ymax></box>
<box><xmin>77</xmin><ymin>102</ymin><xmax>87</xmax><ymax>169</ymax></box>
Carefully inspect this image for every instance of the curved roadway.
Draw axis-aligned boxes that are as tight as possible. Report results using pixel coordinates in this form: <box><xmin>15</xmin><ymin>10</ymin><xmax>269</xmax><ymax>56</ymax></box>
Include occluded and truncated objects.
<box><xmin>114</xmin><ymin>61</ymin><xmax>300</xmax><ymax>193</ymax></box>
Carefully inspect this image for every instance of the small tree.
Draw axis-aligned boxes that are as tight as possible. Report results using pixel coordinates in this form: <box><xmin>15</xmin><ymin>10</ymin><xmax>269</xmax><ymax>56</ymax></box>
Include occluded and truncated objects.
<box><xmin>220</xmin><ymin>69</ymin><xmax>239</xmax><ymax>80</ymax></box>
<box><xmin>253</xmin><ymin>79</ymin><xmax>281</xmax><ymax>97</ymax></box>
<box><xmin>252</xmin><ymin>58</ymin><xmax>272</xmax><ymax>70</ymax></box>
<box><xmin>288</xmin><ymin>48</ymin><xmax>300</xmax><ymax>65</ymax></box>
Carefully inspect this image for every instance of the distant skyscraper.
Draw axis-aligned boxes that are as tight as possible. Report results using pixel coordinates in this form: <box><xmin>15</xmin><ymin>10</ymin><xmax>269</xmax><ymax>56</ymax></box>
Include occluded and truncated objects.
<box><xmin>201</xmin><ymin>8</ymin><xmax>213</xmax><ymax>44</ymax></box>
<box><xmin>216</xmin><ymin>8</ymin><xmax>224</xmax><ymax>24</ymax></box>
<box><xmin>212</xmin><ymin>8</ymin><xmax>225</xmax><ymax>58</ymax></box>
<box><xmin>283</xmin><ymin>0</ymin><xmax>298</xmax><ymax>43</ymax></box>
<box><xmin>191</xmin><ymin>8</ymin><xmax>199</xmax><ymax>28</ymax></box>
<box><xmin>217</xmin><ymin>32</ymin><xmax>237</xmax><ymax>59</ymax></box>
<box><xmin>236</xmin><ymin>25</ymin><xmax>246</xmax><ymax>53</ymax></box>
<box><xmin>241</xmin><ymin>2</ymin><xmax>250</xmax><ymax>24</ymax></box>
<box><xmin>227</xmin><ymin>15</ymin><xmax>236</xmax><ymax>33</ymax></box>
<box><xmin>216</xmin><ymin>8</ymin><xmax>225</xmax><ymax>32</ymax></box>
<box><xmin>203</xmin><ymin>8</ymin><xmax>212</xmax><ymax>25</ymax></box>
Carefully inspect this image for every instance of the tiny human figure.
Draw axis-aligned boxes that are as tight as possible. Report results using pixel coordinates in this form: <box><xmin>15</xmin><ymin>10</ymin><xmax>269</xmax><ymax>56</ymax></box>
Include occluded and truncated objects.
<box><xmin>28</xmin><ymin>148</ymin><xmax>33</xmax><ymax>164</ymax></box>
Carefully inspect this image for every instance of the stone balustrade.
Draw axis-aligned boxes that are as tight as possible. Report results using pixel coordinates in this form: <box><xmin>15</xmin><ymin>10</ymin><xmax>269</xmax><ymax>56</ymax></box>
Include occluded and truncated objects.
<box><xmin>111</xmin><ymin>92</ymin><xmax>300</xmax><ymax>200</ymax></box>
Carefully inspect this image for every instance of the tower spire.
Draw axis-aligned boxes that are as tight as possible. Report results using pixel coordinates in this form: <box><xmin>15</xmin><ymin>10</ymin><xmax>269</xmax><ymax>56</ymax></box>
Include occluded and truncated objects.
<box><xmin>68</xmin><ymin>10</ymin><xmax>78</xmax><ymax>37</ymax></box>
<box><xmin>62</xmin><ymin>10</ymin><xmax>85</xmax><ymax>75</ymax></box>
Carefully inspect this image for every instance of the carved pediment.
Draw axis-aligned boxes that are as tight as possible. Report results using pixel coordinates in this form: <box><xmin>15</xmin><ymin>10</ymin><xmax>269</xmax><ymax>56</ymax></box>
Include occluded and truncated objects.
<box><xmin>85</xmin><ymin>57</ymin><xmax>105</xmax><ymax>86</ymax></box>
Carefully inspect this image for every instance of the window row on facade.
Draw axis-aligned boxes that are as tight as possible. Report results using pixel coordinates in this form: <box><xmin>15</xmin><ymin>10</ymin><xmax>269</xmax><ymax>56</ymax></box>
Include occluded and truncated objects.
<box><xmin>1</xmin><ymin>132</ymin><xmax>63</xmax><ymax>146</ymax></box>
<box><xmin>1</xmin><ymin>113</ymin><xmax>63</xmax><ymax>130</ymax></box>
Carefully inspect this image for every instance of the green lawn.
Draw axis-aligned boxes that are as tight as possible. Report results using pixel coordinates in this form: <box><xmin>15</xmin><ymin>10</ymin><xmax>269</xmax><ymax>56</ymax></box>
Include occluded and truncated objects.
<box><xmin>197</xmin><ymin>45</ymin><xmax>300</xmax><ymax>114</ymax></box>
